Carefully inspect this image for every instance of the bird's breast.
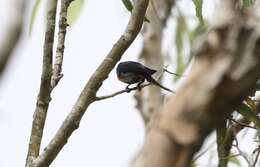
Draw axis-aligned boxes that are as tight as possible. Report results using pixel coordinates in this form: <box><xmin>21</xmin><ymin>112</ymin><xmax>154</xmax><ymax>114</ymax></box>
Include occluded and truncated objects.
<box><xmin>117</xmin><ymin>72</ymin><xmax>145</xmax><ymax>84</ymax></box>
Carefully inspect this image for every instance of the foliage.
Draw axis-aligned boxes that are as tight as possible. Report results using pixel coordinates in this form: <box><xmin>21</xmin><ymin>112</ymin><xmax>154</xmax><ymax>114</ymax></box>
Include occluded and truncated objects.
<box><xmin>192</xmin><ymin>0</ymin><xmax>204</xmax><ymax>25</ymax></box>
<box><xmin>67</xmin><ymin>0</ymin><xmax>85</xmax><ymax>26</ymax></box>
<box><xmin>29</xmin><ymin>0</ymin><xmax>41</xmax><ymax>35</ymax></box>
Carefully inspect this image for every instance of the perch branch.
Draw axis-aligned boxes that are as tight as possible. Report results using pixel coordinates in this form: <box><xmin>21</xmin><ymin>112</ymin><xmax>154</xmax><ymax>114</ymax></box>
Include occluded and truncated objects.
<box><xmin>95</xmin><ymin>83</ymin><xmax>151</xmax><ymax>101</ymax></box>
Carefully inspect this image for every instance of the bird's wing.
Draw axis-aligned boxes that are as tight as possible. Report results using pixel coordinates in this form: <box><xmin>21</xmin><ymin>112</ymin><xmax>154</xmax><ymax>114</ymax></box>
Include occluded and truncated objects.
<box><xmin>123</xmin><ymin>61</ymin><xmax>156</xmax><ymax>75</ymax></box>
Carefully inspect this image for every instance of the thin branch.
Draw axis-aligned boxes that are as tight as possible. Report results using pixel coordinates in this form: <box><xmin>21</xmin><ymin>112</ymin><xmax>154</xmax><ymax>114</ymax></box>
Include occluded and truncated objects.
<box><xmin>192</xmin><ymin>140</ymin><xmax>216</xmax><ymax>162</ymax></box>
<box><xmin>25</xmin><ymin>0</ymin><xmax>58</xmax><ymax>166</ymax></box>
<box><xmin>253</xmin><ymin>148</ymin><xmax>260</xmax><ymax>167</ymax></box>
<box><xmin>32</xmin><ymin>0</ymin><xmax>149</xmax><ymax>166</ymax></box>
<box><xmin>0</xmin><ymin>0</ymin><xmax>26</xmax><ymax>79</ymax></box>
<box><xmin>51</xmin><ymin>0</ymin><xmax>73</xmax><ymax>89</ymax></box>
<box><xmin>163</xmin><ymin>65</ymin><xmax>183</xmax><ymax>77</ymax></box>
<box><xmin>231</xmin><ymin>128</ymin><xmax>252</xmax><ymax>166</ymax></box>
<box><xmin>95</xmin><ymin>83</ymin><xmax>151</xmax><ymax>101</ymax></box>
<box><xmin>219</xmin><ymin>153</ymin><xmax>241</xmax><ymax>160</ymax></box>
<box><xmin>229</xmin><ymin>118</ymin><xmax>259</xmax><ymax>130</ymax></box>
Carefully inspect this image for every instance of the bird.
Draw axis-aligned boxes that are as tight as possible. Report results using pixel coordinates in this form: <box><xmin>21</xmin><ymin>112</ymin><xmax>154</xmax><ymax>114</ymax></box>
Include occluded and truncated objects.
<box><xmin>116</xmin><ymin>61</ymin><xmax>174</xmax><ymax>93</ymax></box>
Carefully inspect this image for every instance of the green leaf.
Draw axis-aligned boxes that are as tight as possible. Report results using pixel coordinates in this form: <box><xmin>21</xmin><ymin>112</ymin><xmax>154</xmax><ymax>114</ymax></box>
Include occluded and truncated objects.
<box><xmin>192</xmin><ymin>0</ymin><xmax>204</xmax><ymax>25</ymax></box>
<box><xmin>122</xmin><ymin>0</ymin><xmax>133</xmax><ymax>12</ymax></box>
<box><xmin>243</xmin><ymin>0</ymin><xmax>254</xmax><ymax>8</ymax></box>
<box><xmin>67</xmin><ymin>0</ymin><xmax>85</xmax><ymax>26</ymax></box>
<box><xmin>236</xmin><ymin>103</ymin><xmax>260</xmax><ymax>128</ymax></box>
<box><xmin>29</xmin><ymin>0</ymin><xmax>41</xmax><ymax>35</ymax></box>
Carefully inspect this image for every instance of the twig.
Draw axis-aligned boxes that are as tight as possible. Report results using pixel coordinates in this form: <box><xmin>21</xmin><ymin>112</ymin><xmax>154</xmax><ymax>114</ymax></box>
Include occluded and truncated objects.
<box><xmin>0</xmin><ymin>0</ymin><xmax>26</xmax><ymax>79</ymax></box>
<box><xmin>95</xmin><ymin>83</ymin><xmax>151</xmax><ymax>101</ymax></box>
<box><xmin>253</xmin><ymin>147</ymin><xmax>260</xmax><ymax>167</ymax></box>
<box><xmin>32</xmin><ymin>1</ymin><xmax>149</xmax><ymax>166</ymax></box>
<box><xmin>231</xmin><ymin>124</ymin><xmax>252</xmax><ymax>166</ymax></box>
<box><xmin>25</xmin><ymin>0</ymin><xmax>58</xmax><ymax>166</ymax></box>
<box><xmin>219</xmin><ymin>153</ymin><xmax>241</xmax><ymax>160</ymax></box>
<box><xmin>192</xmin><ymin>140</ymin><xmax>216</xmax><ymax>162</ymax></box>
<box><xmin>51</xmin><ymin>0</ymin><xmax>73</xmax><ymax>89</ymax></box>
<box><xmin>229</xmin><ymin>118</ymin><xmax>259</xmax><ymax>130</ymax></box>
<box><xmin>163</xmin><ymin>65</ymin><xmax>182</xmax><ymax>77</ymax></box>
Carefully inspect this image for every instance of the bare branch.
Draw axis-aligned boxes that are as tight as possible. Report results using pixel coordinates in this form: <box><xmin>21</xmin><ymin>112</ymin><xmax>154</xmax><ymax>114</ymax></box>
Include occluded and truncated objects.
<box><xmin>95</xmin><ymin>83</ymin><xmax>151</xmax><ymax>101</ymax></box>
<box><xmin>0</xmin><ymin>0</ymin><xmax>26</xmax><ymax>79</ymax></box>
<box><xmin>25</xmin><ymin>0</ymin><xmax>58</xmax><ymax>166</ymax></box>
<box><xmin>32</xmin><ymin>0</ymin><xmax>149</xmax><ymax>166</ymax></box>
<box><xmin>231</xmin><ymin>128</ymin><xmax>252</xmax><ymax>166</ymax></box>
<box><xmin>51</xmin><ymin>0</ymin><xmax>73</xmax><ymax>89</ymax></box>
<box><xmin>253</xmin><ymin>147</ymin><xmax>260</xmax><ymax>167</ymax></box>
<box><xmin>26</xmin><ymin>0</ymin><xmax>76</xmax><ymax>166</ymax></box>
<box><xmin>230</xmin><ymin>118</ymin><xmax>259</xmax><ymax>130</ymax></box>
<box><xmin>163</xmin><ymin>66</ymin><xmax>182</xmax><ymax>77</ymax></box>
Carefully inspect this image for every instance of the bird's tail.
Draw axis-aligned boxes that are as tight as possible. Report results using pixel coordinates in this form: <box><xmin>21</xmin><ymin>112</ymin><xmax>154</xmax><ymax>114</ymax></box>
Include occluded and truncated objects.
<box><xmin>146</xmin><ymin>76</ymin><xmax>174</xmax><ymax>93</ymax></box>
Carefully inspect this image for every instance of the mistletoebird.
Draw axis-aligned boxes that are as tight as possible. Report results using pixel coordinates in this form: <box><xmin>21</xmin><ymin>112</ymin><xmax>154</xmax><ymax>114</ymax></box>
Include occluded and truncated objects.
<box><xmin>116</xmin><ymin>61</ymin><xmax>174</xmax><ymax>93</ymax></box>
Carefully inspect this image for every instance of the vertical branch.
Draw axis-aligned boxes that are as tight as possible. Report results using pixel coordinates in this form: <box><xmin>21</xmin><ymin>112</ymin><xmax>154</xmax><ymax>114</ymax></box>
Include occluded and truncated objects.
<box><xmin>25</xmin><ymin>0</ymin><xmax>58</xmax><ymax>165</ymax></box>
<box><xmin>51</xmin><ymin>0</ymin><xmax>73</xmax><ymax>89</ymax></box>
<box><xmin>216</xmin><ymin>119</ymin><xmax>229</xmax><ymax>167</ymax></box>
<box><xmin>26</xmin><ymin>0</ymin><xmax>75</xmax><ymax>166</ymax></box>
<box><xmin>134</xmin><ymin>0</ymin><xmax>175</xmax><ymax>124</ymax></box>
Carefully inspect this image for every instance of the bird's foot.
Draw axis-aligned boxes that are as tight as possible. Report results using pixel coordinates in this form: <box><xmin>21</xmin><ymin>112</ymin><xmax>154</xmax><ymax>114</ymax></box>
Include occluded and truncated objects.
<box><xmin>126</xmin><ymin>85</ymin><xmax>131</xmax><ymax>93</ymax></box>
<box><xmin>137</xmin><ymin>82</ymin><xmax>143</xmax><ymax>91</ymax></box>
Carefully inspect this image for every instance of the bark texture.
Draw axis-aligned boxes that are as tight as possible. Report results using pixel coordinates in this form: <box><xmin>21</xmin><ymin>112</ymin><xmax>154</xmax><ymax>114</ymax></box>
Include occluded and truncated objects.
<box><xmin>132</xmin><ymin>1</ymin><xmax>260</xmax><ymax>166</ymax></box>
<box><xmin>135</xmin><ymin>0</ymin><xmax>175</xmax><ymax>124</ymax></box>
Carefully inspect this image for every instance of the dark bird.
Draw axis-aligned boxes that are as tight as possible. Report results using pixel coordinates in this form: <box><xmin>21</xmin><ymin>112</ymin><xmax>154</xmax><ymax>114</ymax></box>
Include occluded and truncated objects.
<box><xmin>116</xmin><ymin>61</ymin><xmax>174</xmax><ymax>93</ymax></box>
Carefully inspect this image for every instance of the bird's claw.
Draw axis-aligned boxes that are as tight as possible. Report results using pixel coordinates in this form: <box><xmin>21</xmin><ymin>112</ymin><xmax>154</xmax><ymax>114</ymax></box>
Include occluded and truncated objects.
<box><xmin>126</xmin><ymin>88</ymin><xmax>131</xmax><ymax>93</ymax></box>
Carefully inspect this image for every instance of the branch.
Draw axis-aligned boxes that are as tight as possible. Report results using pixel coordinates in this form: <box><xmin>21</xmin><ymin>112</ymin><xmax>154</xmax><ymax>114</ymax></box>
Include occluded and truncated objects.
<box><xmin>0</xmin><ymin>0</ymin><xmax>26</xmax><ymax>79</ymax></box>
<box><xmin>230</xmin><ymin>118</ymin><xmax>259</xmax><ymax>130</ymax></box>
<box><xmin>25</xmin><ymin>0</ymin><xmax>58</xmax><ymax>165</ymax></box>
<box><xmin>32</xmin><ymin>0</ymin><xmax>149</xmax><ymax>166</ymax></box>
<box><xmin>231</xmin><ymin>129</ymin><xmax>252</xmax><ymax>166</ymax></box>
<box><xmin>163</xmin><ymin>66</ymin><xmax>182</xmax><ymax>77</ymax></box>
<box><xmin>51</xmin><ymin>0</ymin><xmax>73</xmax><ymax>89</ymax></box>
<box><xmin>253</xmin><ymin>147</ymin><xmax>260</xmax><ymax>167</ymax></box>
<box><xmin>216</xmin><ymin>119</ymin><xmax>229</xmax><ymax>167</ymax></box>
<box><xmin>132</xmin><ymin>1</ymin><xmax>260</xmax><ymax>166</ymax></box>
<box><xmin>95</xmin><ymin>83</ymin><xmax>151</xmax><ymax>101</ymax></box>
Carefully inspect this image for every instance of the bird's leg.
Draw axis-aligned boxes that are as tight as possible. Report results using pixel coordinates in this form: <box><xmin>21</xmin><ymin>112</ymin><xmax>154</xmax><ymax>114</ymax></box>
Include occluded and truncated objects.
<box><xmin>126</xmin><ymin>84</ymin><xmax>131</xmax><ymax>93</ymax></box>
<box><xmin>137</xmin><ymin>80</ymin><xmax>144</xmax><ymax>91</ymax></box>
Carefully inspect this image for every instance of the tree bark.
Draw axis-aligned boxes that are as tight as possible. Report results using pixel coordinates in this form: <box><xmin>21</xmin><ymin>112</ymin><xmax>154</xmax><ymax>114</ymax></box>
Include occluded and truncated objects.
<box><xmin>132</xmin><ymin>1</ymin><xmax>260</xmax><ymax>166</ymax></box>
<box><xmin>135</xmin><ymin>0</ymin><xmax>175</xmax><ymax>124</ymax></box>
